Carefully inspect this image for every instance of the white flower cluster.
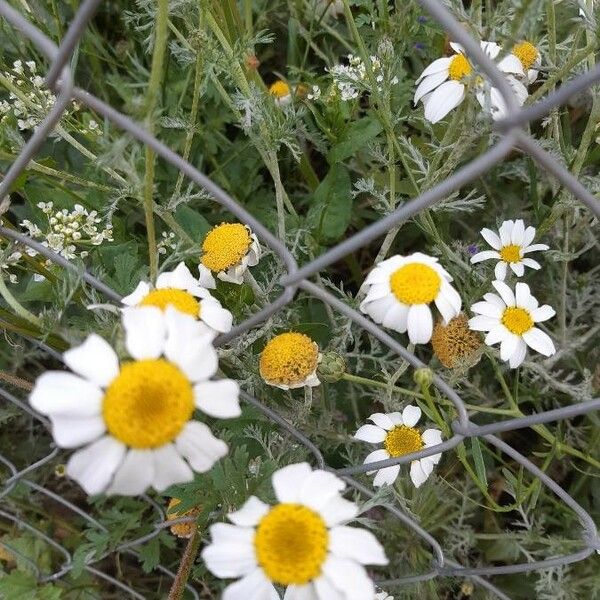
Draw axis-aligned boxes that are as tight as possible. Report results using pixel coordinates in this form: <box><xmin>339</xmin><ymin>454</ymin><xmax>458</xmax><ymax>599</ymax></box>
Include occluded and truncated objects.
<box><xmin>0</xmin><ymin>60</ymin><xmax>99</xmax><ymax>134</ymax></box>
<box><xmin>157</xmin><ymin>230</ymin><xmax>178</xmax><ymax>255</ymax></box>
<box><xmin>328</xmin><ymin>54</ymin><xmax>398</xmax><ymax>101</ymax></box>
<box><xmin>0</xmin><ymin>243</ymin><xmax>22</xmax><ymax>284</ymax></box>
<box><xmin>21</xmin><ymin>201</ymin><xmax>113</xmax><ymax>261</ymax></box>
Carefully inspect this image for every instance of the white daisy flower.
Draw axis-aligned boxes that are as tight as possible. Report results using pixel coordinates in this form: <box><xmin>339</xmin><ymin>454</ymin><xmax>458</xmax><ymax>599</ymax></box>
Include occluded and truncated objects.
<box><xmin>354</xmin><ymin>407</ymin><xmax>443</xmax><ymax>489</ymax></box>
<box><xmin>201</xmin><ymin>462</ymin><xmax>388</xmax><ymax>599</ymax></box>
<box><xmin>259</xmin><ymin>332</ymin><xmax>321</xmax><ymax>390</ymax></box>
<box><xmin>200</xmin><ymin>222</ymin><xmax>261</xmax><ymax>285</ymax></box>
<box><xmin>29</xmin><ymin>307</ymin><xmax>241</xmax><ymax>496</ymax></box>
<box><xmin>470</xmin><ymin>219</ymin><xmax>549</xmax><ymax>280</ymax></box>
<box><xmin>469</xmin><ymin>280</ymin><xmax>556</xmax><ymax>368</ymax></box>
<box><xmin>121</xmin><ymin>261</ymin><xmax>233</xmax><ymax>334</ymax></box>
<box><xmin>360</xmin><ymin>252</ymin><xmax>462</xmax><ymax>344</ymax></box>
<box><xmin>501</xmin><ymin>41</ymin><xmax>541</xmax><ymax>85</ymax></box>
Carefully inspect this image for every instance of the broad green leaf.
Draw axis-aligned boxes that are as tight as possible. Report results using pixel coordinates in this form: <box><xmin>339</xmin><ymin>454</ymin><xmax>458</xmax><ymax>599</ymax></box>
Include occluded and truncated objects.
<box><xmin>328</xmin><ymin>117</ymin><xmax>383</xmax><ymax>164</ymax></box>
<box><xmin>174</xmin><ymin>205</ymin><xmax>212</xmax><ymax>242</ymax></box>
<box><xmin>471</xmin><ymin>437</ymin><xmax>488</xmax><ymax>487</ymax></box>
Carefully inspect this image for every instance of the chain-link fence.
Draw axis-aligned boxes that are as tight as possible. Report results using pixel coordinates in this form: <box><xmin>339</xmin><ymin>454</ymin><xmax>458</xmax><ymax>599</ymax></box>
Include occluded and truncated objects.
<box><xmin>0</xmin><ymin>0</ymin><xmax>599</xmax><ymax>598</ymax></box>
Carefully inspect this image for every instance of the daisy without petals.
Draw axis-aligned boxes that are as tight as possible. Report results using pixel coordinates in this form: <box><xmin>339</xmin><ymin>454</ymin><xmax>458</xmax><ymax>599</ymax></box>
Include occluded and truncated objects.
<box><xmin>354</xmin><ymin>407</ymin><xmax>443</xmax><ymax>488</ymax></box>
<box><xmin>121</xmin><ymin>261</ymin><xmax>233</xmax><ymax>334</ymax></box>
<box><xmin>201</xmin><ymin>462</ymin><xmax>388</xmax><ymax>600</ymax></box>
<box><xmin>469</xmin><ymin>280</ymin><xmax>556</xmax><ymax>368</ymax></box>
<box><xmin>200</xmin><ymin>222</ymin><xmax>261</xmax><ymax>285</ymax></box>
<box><xmin>360</xmin><ymin>252</ymin><xmax>462</xmax><ymax>344</ymax></box>
<box><xmin>29</xmin><ymin>307</ymin><xmax>241</xmax><ymax>496</ymax></box>
<box><xmin>259</xmin><ymin>332</ymin><xmax>320</xmax><ymax>390</ymax></box>
<box><xmin>470</xmin><ymin>219</ymin><xmax>549</xmax><ymax>280</ymax></box>
<box><xmin>269</xmin><ymin>80</ymin><xmax>292</xmax><ymax>106</ymax></box>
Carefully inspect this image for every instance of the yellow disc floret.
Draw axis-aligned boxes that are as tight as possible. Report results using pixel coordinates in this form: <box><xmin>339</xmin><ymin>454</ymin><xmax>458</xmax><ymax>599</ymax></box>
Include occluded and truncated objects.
<box><xmin>103</xmin><ymin>359</ymin><xmax>194</xmax><ymax>449</ymax></box>
<box><xmin>254</xmin><ymin>503</ymin><xmax>328</xmax><ymax>585</ymax></box>
<box><xmin>502</xmin><ymin>307</ymin><xmax>534</xmax><ymax>335</ymax></box>
<box><xmin>139</xmin><ymin>288</ymin><xmax>200</xmax><ymax>318</ymax></box>
<box><xmin>259</xmin><ymin>332</ymin><xmax>319</xmax><ymax>386</ymax></box>
<box><xmin>384</xmin><ymin>426</ymin><xmax>424</xmax><ymax>457</ymax></box>
<box><xmin>499</xmin><ymin>244</ymin><xmax>522</xmax><ymax>263</ymax></box>
<box><xmin>431</xmin><ymin>314</ymin><xmax>482</xmax><ymax>368</ymax></box>
<box><xmin>201</xmin><ymin>223</ymin><xmax>252</xmax><ymax>273</ymax></box>
<box><xmin>167</xmin><ymin>497</ymin><xmax>200</xmax><ymax>539</ymax></box>
<box><xmin>390</xmin><ymin>263</ymin><xmax>442</xmax><ymax>305</ymax></box>
<box><xmin>513</xmin><ymin>41</ymin><xmax>539</xmax><ymax>71</ymax></box>
<box><xmin>448</xmin><ymin>54</ymin><xmax>472</xmax><ymax>81</ymax></box>
<box><xmin>269</xmin><ymin>80</ymin><xmax>291</xmax><ymax>99</ymax></box>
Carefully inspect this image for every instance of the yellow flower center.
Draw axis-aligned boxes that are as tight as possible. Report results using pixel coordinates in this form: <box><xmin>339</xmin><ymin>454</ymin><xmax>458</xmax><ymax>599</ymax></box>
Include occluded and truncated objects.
<box><xmin>102</xmin><ymin>359</ymin><xmax>194</xmax><ymax>449</ymax></box>
<box><xmin>390</xmin><ymin>263</ymin><xmax>441</xmax><ymax>305</ymax></box>
<box><xmin>499</xmin><ymin>244</ymin><xmax>522</xmax><ymax>263</ymax></box>
<box><xmin>501</xmin><ymin>307</ymin><xmax>534</xmax><ymax>335</ymax></box>
<box><xmin>201</xmin><ymin>223</ymin><xmax>252</xmax><ymax>273</ymax></box>
<box><xmin>448</xmin><ymin>54</ymin><xmax>472</xmax><ymax>81</ymax></box>
<box><xmin>254</xmin><ymin>503</ymin><xmax>328</xmax><ymax>585</ymax></box>
<box><xmin>269</xmin><ymin>80</ymin><xmax>291</xmax><ymax>99</ymax></box>
<box><xmin>513</xmin><ymin>41</ymin><xmax>539</xmax><ymax>71</ymax></box>
<box><xmin>384</xmin><ymin>426</ymin><xmax>424</xmax><ymax>457</ymax></box>
<box><xmin>259</xmin><ymin>332</ymin><xmax>319</xmax><ymax>386</ymax></box>
<box><xmin>139</xmin><ymin>288</ymin><xmax>200</xmax><ymax>318</ymax></box>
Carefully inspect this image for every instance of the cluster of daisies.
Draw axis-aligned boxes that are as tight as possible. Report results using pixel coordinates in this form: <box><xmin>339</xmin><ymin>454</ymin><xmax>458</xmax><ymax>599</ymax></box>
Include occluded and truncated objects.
<box><xmin>414</xmin><ymin>39</ymin><xmax>541</xmax><ymax>123</ymax></box>
<box><xmin>27</xmin><ymin>213</ymin><xmax>554</xmax><ymax>598</ymax></box>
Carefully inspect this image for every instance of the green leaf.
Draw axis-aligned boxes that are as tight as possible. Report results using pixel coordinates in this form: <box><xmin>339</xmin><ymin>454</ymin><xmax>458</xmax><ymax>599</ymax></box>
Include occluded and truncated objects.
<box><xmin>471</xmin><ymin>437</ymin><xmax>488</xmax><ymax>488</ymax></box>
<box><xmin>174</xmin><ymin>205</ymin><xmax>211</xmax><ymax>243</ymax></box>
<box><xmin>307</xmin><ymin>164</ymin><xmax>352</xmax><ymax>243</ymax></box>
<box><xmin>327</xmin><ymin>117</ymin><xmax>383</xmax><ymax>164</ymax></box>
<box><xmin>0</xmin><ymin>571</ymin><xmax>62</xmax><ymax>599</ymax></box>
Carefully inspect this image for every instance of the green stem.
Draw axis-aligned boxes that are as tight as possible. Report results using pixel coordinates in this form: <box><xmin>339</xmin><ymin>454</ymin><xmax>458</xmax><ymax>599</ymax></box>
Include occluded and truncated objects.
<box><xmin>340</xmin><ymin>373</ymin><xmax>424</xmax><ymax>399</ymax></box>
<box><xmin>167</xmin><ymin>529</ymin><xmax>201</xmax><ymax>600</ymax></box>
<box><xmin>0</xmin><ymin>274</ymin><xmax>41</xmax><ymax>327</ymax></box>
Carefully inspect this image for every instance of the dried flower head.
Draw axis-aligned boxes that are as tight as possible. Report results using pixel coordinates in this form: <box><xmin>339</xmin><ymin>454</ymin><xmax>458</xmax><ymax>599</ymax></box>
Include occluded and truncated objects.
<box><xmin>167</xmin><ymin>497</ymin><xmax>200</xmax><ymax>538</ymax></box>
<box><xmin>431</xmin><ymin>314</ymin><xmax>482</xmax><ymax>368</ymax></box>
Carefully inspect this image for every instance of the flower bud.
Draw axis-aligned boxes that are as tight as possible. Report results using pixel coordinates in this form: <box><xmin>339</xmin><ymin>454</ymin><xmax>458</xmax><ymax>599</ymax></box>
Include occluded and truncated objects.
<box><xmin>317</xmin><ymin>351</ymin><xmax>346</xmax><ymax>383</ymax></box>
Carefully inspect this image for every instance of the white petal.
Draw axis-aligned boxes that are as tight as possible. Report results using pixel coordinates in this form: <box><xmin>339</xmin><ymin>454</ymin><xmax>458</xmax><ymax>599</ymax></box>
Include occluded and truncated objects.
<box><xmin>201</xmin><ymin>299</ymin><xmax>233</xmax><ymax>333</ymax></box>
<box><xmin>494</xmin><ymin>260</ymin><xmax>508</xmax><ymax>281</ymax></box>
<box><xmin>106</xmin><ymin>449</ymin><xmax>154</xmax><ymax>495</ymax></box>
<box><xmin>300</xmin><ymin>470</ymin><xmax>345</xmax><ymax>512</ymax></box>
<box><xmin>175</xmin><ymin>421</ymin><xmax>228</xmax><ymax>472</ymax></box>
<box><xmin>508</xmin><ymin>337</ymin><xmax>528</xmax><ymax>368</ymax></box>
<box><xmin>492</xmin><ymin>280</ymin><xmax>515</xmax><ymax>306</ymax></box>
<box><xmin>314</xmin><ymin>577</ymin><xmax>345</xmax><ymax>600</ymax></box>
<box><xmin>470</xmin><ymin>250</ymin><xmax>500</xmax><ymax>264</ymax></box>
<box><xmin>364</xmin><ymin>449</ymin><xmax>390</xmax><ymax>469</ymax></box>
<box><xmin>410</xmin><ymin>460</ymin><xmax>430</xmax><ymax>488</ymax></box>
<box><xmin>480</xmin><ymin>228</ymin><xmax>502</xmax><ymax>250</ymax></box>
<box><xmin>498</xmin><ymin>220</ymin><xmax>514</xmax><ymax>245</ymax></box>
<box><xmin>194</xmin><ymin>379</ymin><xmax>241</xmax><ymax>418</ymax></box>
<box><xmin>511</xmin><ymin>220</ymin><xmax>525</xmax><ymax>244</ymax></box>
<box><xmin>153</xmin><ymin>443</ymin><xmax>194</xmax><ymax>491</ymax></box>
<box><xmin>500</xmin><ymin>332</ymin><xmax>520</xmax><ymax>362</ymax></box>
<box><xmin>422</xmin><ymin>428</ymin><xmax>443</xmax><ymax>447</ymax></box>
<box><xmin>497</xmin><ymin>54</ymin><xmax>524</xmax><ymax>74</ymax></box>
<box><xmin>414</xmin><ymin>70</ymin><xmax>448</xmax><ymax>104</ymax></box>
<box><xmin>522</xmin><ymin>327</ymin><xmax>556</xmax><ymax>357</ymax></box>
<box><xmin>222</xmin><ymin>568</ymin><xmax>278</xmax><ymax>600</ymax></box>
<box><xmin>423</xmin><ymin>80</ymin><xmax>465</xmax><ymax>123</ymax></box>
<box><xmin>402</xmin><ymin>405</ymin><xmax>421</xmax><ymax>427</ymax></box>
<box><xmin>329</xmin><ymin>526</ymin><xmax>388</xmax><ymax>565</ymax></box>
<box><xmin>416</xmin><ymin>57</ymin><xmax>451</xmax><ymax>82</ymax></box>
<box><xmin>354</xmin><ymin>424</ymin><xmax>387</xmax><ymax>443</ymax></box>
<box><xmin>440</xmin><ymin>282</ymin><xmax>462</xmax><ymax>313</ymax></box>
<box><xmin>387</xmin><ymin>411</ymin><xmax>404</xmax><ymax>425</ymax></box>
<box><xmin>510</xmin><ymin>262</ymin><xmax>525</xmax><ymax>276</ymax></box>
<box><xmin>66</xmin><ymin>435</ymin><xmax>126</xmax><ymax>495</ymax></box>
<box><xmin>322</xmin><ymin>556</ymin><xmax>376</xmax><ymax>600</ymax></box>
<box><xmin>228</xmin><ymin>496</ymin><xmax>270</xmax><ymax>527</ymax></box>
<box><xmin>407</xmin><ymin>304</ymin><xmax>433</xmax><ymax>344</ymax></box>
<box><xmin>272</xmin><ymin>462</ymin><xmax>313</xmax><ymax>503</ymax></box>
<box><xmin>157</xmin><ymin>262</ymin><xmax>198</xmax><ymax>291</ymax></box>
<box><xmin>485</xmin><ymin>324</ymin><xmax>508</xmax><ymax>346</ymax></box>
<box><xmin>523</xmin><ymin>226</ymin><xmax>536</xmax><ymax>247</ymax></box>
<box><xmin>483</xmin><ymin>292</ymin><xmax>506</xmax><ymax>309</ymax></box>
<box><xmin>30</xmin><ymin>372</ymin><xmax>103</xmax><ymax>417</ymax></box>
<box><xmin>515</xmin><ymin>282</ymin><xmax>532</xmax><ymax>308</ymax></box>
<box><xmin>283</xmin><ymin>584</ymin><xmax>318</xmax><ymax>600</ymax></box>
<box><xmin>523</xmin><ymin>243</ymin><xmax>549</xmax><ymax>253</ymax></box>
<box><xmin>368</xmin><ymin>413</ymin><xmax>395</xmax><ymax>430</ymax></box>
<box><xmin>122</xmin><ymin>306</ymin><xmax>166</xmax><ymax>360</ymax></box>
<box><xmin>202</xmin><ymin>525</ymin><xmax>256</xmax><ymax>578</ymax></box>
<box><xmin>63</xmin><ymin>334</ymin><xmax>119</xmax><ymax>388</ymax></box>
<box><xmin>164</xmin><ymin>307</ymin><xmax>218</xmax><ymax>382</ymax></box>
<box><xmin>50</xmin><ymin>415</ymin><xmax>105</xmax><ymax>448</ymax></box>
<box><xmin>470</xmin><ymin>301</ymin><xmax>502</xmax><ymax>318</ymax></box>
<box><xmin>434</xmin><ymin>292</ymin><xmax>455</xmax><ymax>324</ymax></box>
<box><xmin>531</xmin><ymin>305</ymin><xmax>555</xmax><ymax>322</ymax></box>
<box><xmin>521</xmin><ymin>257</ymin><xmax>541</xmax><ymax>270</ymax></box>
<box><xmin>381</xmin><ymin>302</ymin><xmax>409</xmax><ymax>333</ymax></box>
<box><xmin>121</xmin><ymin>281</ymin><xmax>150</xmax><ymax>306</ymax></box>
<box><xmin>468</xmin><ymin>315</ymin><xmax>499</xmax><ymax>332</ymax></box>
<box><xmin>319</xmin><ymin>495</ymin><xmax>359</xmax><ymax>527</ymax></box>
<box><xmin>198</xmin><ymin>264</ymin><xmax>216</xmax><ymax>289</ymax></box>
<box><xmin>360</xmin><ymin>295</ymin><xmax>394</xmax><ymax>322</ymax></box>
<box><xmin>373</xmin><ymin>465</ymin><xmax>400</xmax><ymax>487</ymax></box>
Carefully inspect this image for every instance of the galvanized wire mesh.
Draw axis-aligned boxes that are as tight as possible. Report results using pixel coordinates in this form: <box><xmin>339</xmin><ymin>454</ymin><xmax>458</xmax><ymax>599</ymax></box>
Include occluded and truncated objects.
<box><xmin>0</xmin><ymin>1</ymin><xmax>599</xmax><ymax>598</ymax></box>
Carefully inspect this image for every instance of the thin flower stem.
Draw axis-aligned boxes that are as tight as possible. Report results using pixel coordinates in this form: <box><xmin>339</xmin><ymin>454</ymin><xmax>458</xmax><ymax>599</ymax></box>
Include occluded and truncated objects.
<box><xmin>143</xmin><ymin>0</ymin><xmax>169</xmax><ymax>283</ymax></box>
<box><xmin>0</xmin><ymin>273</ymin><xmax>41</xmax><ymax>327</ymax></box>
<box><xmin>0</xmin><ymin>370</ymin><xmax>33</xmax><ymax>392</ymax></box>
<box><xmin>340</xmin><ymin>373</ymin><xmax>424</xmax><ymax>399</ymax></box>
<box><xmin>167</xmin><ymin>528</ymin><xmax>201</xmax><ymax>600</ymax></box>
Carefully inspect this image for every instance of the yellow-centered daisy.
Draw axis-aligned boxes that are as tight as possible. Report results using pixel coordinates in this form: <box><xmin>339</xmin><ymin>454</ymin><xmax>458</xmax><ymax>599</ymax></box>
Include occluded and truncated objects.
<box><xmin>200</xmin><ymin>222</ymin><xmax>261</xmax><ymax>285</ymax></box>
<box><xmin>29</xmin><ymin>307</ymin><xmax>241</xmax><ymax>496</ymax></box>
<box><xmin>360</xmin><ymin>252</ymin><xmax>462</xmax><ymax>344</ymax></box>
<box><xmin>469</xmin><ymin>281</ymin><xmax>556</xmax><ymax>368</ymax></box>
<box><xmin>355</xmin><ymin>407</ymin><xmax>442</xmax><ymax>488</ymax></box>
<box><xmin>122</xmin><ymin>261</ymin><xmax>233</xmax><ymax>334</ymax></box>
<box><xmin>269</xmin><ymin>80</ymin><xmax>292</xmax><ymax>106</ymax></box>
<box><xmin>259</xmin><ymin>332</ymin><xmax>321</xmax><ymax>390</ymax></box>
<box><xmin>503</xmin><ymin>40</ymin><xmax>541</xmax><ymax>84</ymax></box>
<box><xmin>201</xmin><ymin>462</ymin><xmax>388</xmax><ymax>599</ymax></box>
